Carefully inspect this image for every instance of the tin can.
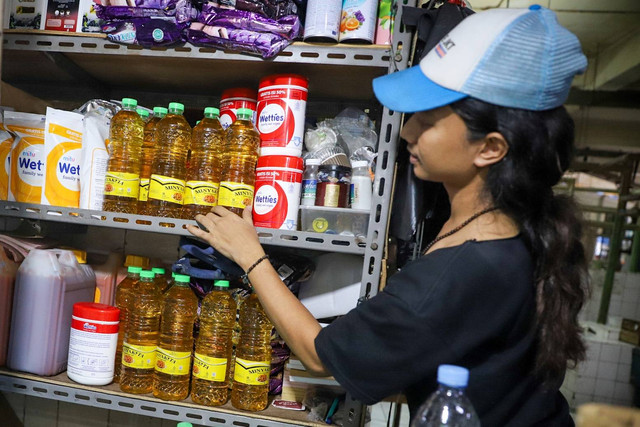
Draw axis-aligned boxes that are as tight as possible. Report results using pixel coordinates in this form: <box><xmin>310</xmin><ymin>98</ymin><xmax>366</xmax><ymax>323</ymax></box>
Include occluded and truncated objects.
<box><xmin>256</xmin><ymin>74</ymin><xmax>308</xmax><ymax>157</ymax></box>
<box><xmin>219</xmin><ymin>88</ymin><xmax>258</xmax><ymax>130</ymax></box>
<box><xmin>253</xmin><ymin>155</ymin><xmax>304</xmax><ymax>230</ymax></box>
<box><xmin>339</xmin><ymin>0</ymin><xmax>378</xmax><ymax>43</ymax></box>
<box><xmin>304</xmin><ymin>0</ymin><xmax>342</xmax><ymax>42</ymax></box>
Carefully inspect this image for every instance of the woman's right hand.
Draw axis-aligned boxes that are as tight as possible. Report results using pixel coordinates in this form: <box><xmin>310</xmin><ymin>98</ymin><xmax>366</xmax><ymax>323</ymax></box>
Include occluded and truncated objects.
<box><xmin>185</xmin><ymin>205</ymin><xmax>266</xmax><ymax>271</ymax></box>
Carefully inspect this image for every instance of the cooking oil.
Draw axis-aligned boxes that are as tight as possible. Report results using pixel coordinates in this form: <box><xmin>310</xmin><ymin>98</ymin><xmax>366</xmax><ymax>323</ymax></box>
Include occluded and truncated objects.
<box><xmin>191</xmin><ymin>280</ymin><xmax>236</xmax><ymax>406</ymax></box>
<box><xmin>218</xmin><ymin>108</ymin><xmax>260</xmax><ymax>216</ymax></box>
<box><xmin>113</xmin><ymin>265</ymin><xmax>142</xmax><ymax>383</ymax></box>
<box><xmin>103</xmin><ymin>98</ymin><xmax>145</xmax><ymax>214</ymax></box>
<box><xmin>136</xmin><ymin>108</ymin><xmax>150</xmax><ymax>123</ymax></box>
<box><xmin>120</xmin><ymin>270</ymin><xmax>162</xmax><ymax>394</ymax></box>
<box><xmin>231</xmin><ymin>293</ymin><xmax>272</xmax><ymax>411</ymax></box>
<box><xmin>151</xmin><ymin>267</ymin><xmax>171</xmax><ymax>293</ymax></box>
<box><xmin>148</xmin><ymin>102</ymin><xmax>191</xmax><ymax>218</ymax></box>
<box><xmin>182</xmin><ymin>107</ymin><xmax>224</xmax><ymax>219</ymax></box>
<box><xmin>138</xmin><ymin>106</ymin><xmax>167</xmax><ymax>215</ymax></box>
<box><xmin>153</xmin><ymin>274</ymin><xmax>198</xmax><ymax>401</ymax></box>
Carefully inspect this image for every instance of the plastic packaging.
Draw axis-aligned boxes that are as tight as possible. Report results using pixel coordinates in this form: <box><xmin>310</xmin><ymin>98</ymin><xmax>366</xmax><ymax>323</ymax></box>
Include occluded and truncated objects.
<box><xmin>79</xmin><ymin>109</ymin><xmax>110</xmax><ymax>211</ymax></box>
<box><xmin>138</xmin><ymin>106</ymin><xmax>168</xmax><ymax>214</ymax></box>
<box><xmin>67</xmin><ymin>302</ymin><xmax>120</xmax><ymax>385</ymax></box>
<box><xmin>0</xmin><ymin>123</ymin><xmax>14</xmax><ymax>200</ymax></box>
<box><xmin>411</xmin><ymin>365</ymin><xmax>480</xmax><ymax>427</ymax></box>
<box><xmin>315</xmin><ymin>165</ymin><xmax>352</xmax><ymax>208</ymax></box>
<box><xmin>191</xmin><ymin>280</ymin><xmax>236</xmax><ymax>406</ymax></box>
<box><xmin>300</xmin><ymin>158</ymin><xmax>320</xmax><ymax>206</ymax></box>
<box><xmin>252</xmin><ymin>155</ymin><xmax>303</xmax><ymax>230</ymax></box>
<box><xmin>7</xmin><ymin>249</ymin><xmax>96</xmax><ymax>376</ymax></box>
<box><xmin>113</xmin><ymin>265</ymin><xmax>142</xmax><ymax>382</ymax></box>
<box><xmin>183</xmin><ymin>107</ymin><xmax>224</xmax><ymax>218</ymax></box>
<box><xmin>220</xmin><ymin>88</ymin><xmax>257</xmax><ymax>130</ymax></box>
<box><xmin>231</xmin><ymin>293</ymin><xmax>273</xmax><ymax>411</ymax></box>
<box><xmin>256</xmin><ymin>74</ymin><xmax>308</xmax><ymax>157</ymax></box>
<box><xmin>153</xmin><ymin>274</ymin><xmax>198</xmax><ymax>400</ymax></box>
<box><xmin>103</xmin><ymin>98</ymin><xmax>145</xmax><ymax>214</ymax></box>
<box><xmin>349</xmin><ymin>160</ymin><xmax>372</xmax><ymax>210</ymax></box>
<box><xmin>5</xmin><ymin>112</ymin><xmax>46</xmax><ymax>204</ymax></box>
<box><xmin>42</xmin><ymin>107</ymin><xmax>84</xmax><ymax>208</ymax></box>
<box><xmin>198</xmin><ymin>5</ymin><xmax>301</xmax><ymax>39</ymax></box>
<box><xmin>0</xmin><ymin>249</ymin><xmax>19</xmax><ymax>366</ymax></box>
<box><xmin>148</xmin><ymin>102</ymin><xmax>191</xmax><ymax>218</ymax></box>
<box><xmin>92</xmin><ymin>252</ymin><xmax>123</xmax><ymax>306</ymax></box>
<box><xmin>151</xmin><ymin>267</ymin><xmax>170</xmax><ymax>293</ymax></box>
<box><xmin>120</xmin><ymin>270</ymin><xmax>162</xmax><ymax>394</ymax></box>
<box><xmin>218</xmin><ymin>108</ymin><xmax>260</xmax><ymax>216</ymax></box>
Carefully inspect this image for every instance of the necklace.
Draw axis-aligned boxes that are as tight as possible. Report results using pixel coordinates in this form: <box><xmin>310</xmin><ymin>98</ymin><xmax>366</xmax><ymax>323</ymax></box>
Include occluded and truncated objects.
<box><xmin>423</xmin><ymin>206</ymin><xmax>498</xmax><ymax>254</ymax></box>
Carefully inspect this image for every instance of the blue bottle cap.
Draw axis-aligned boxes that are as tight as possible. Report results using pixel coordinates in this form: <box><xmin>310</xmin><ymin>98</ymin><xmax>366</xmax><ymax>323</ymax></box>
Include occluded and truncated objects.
<box><xmin>437</xmin><ymin>365</ymin><xmax>469</xmax><ymax>388</ymax></box>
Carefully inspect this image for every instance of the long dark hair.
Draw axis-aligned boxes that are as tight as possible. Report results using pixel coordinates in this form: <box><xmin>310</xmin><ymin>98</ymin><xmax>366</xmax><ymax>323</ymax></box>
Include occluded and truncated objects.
<box><xmin>450</xmin><ymin>97</ymin><xmax>589</xmax><ymax>381</ymax></box>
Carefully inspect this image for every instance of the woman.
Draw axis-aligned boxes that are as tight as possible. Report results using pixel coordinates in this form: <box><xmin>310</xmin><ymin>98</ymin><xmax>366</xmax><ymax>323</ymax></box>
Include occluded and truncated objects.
<box><xmin>187</xmin><ymin>6</ymin><xmax>590</xmax><ymax>426</ymax></box>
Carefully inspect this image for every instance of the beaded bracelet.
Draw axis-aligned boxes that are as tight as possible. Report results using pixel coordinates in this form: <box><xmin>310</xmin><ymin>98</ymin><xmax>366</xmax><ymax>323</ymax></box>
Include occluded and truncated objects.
<box><xmin>241</xmin><ymin>254</ymin><xmax>270</xmax><ymax>287</ymax></box>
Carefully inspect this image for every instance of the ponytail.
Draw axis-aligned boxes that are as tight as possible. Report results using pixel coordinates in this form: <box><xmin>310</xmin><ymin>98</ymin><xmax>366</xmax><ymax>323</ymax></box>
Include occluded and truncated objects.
<box><xmin>451</xmin><ymin>98</ymin><xmax>589</xmax><ymax>381</ymax></box>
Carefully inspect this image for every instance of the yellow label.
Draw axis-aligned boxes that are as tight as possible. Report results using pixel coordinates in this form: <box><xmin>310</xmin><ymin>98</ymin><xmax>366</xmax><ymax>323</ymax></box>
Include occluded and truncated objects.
<box><xmin>44</xmin><ymin>140</ymin><xmax>82</xmax><ymax>207</ymax></box>
<box><xmin>154</xmin><ymin>348</ymin><xmax>191</xmax><ymax>375</ymax></box>
<box><xmin>218</xmin><ymin>182</ymin><xmax>254</xmax><ymax>210</ymax></box>
<box><xmin>138</xmin><ymin>178</ymin><xmax>149</xmax><ymax>202</ymax></box>
<box><xmin>94</xmin><ymin>287</ymin><xmax>101</xmax><ymax>303</ymax></box>
<box><xmin>312</xmin><ymin>217</ymin><xmax>329</xmax><ymax>233</ymax></box>
<box><xmin>10</xmin><ymin>136</ymin><xmax>45</xmax><ymax>204</ymax></box>
<box><xmin>149</xmin><ymin>174</ymin><xmax>185</xmax><ymax>205</ymax></box>
<box><xmin>49</xmin><ymin>123</ymin><xmax>82</xmax><ymax>143</ymax></box>
<box><xmin>184</xmin><ymin>180</ymin><xmax>219</xmax><ymax>206</ymax></box>
<box><xmin>0</xmin><ymin>135</ymin><xmax>13</xmax><ymax>200</ymax></box>
<box><xmin>104</xmin><ymin>171</ymin><xmax>139</xmax><ymax>199</ymax></box>
<box><xmin>122</xmin><ymin>342</ymin><xmax>156</xmax><ymax>369</ymax></box>
<box><xmin>192</xmin><ymin>353</ymin><xmax>227</xmax><ymax>382</ymax></box>
<box><xmin>233</xmin><ymin>357</ymin><xmax>270</xmax><ymax>385</ymax></box>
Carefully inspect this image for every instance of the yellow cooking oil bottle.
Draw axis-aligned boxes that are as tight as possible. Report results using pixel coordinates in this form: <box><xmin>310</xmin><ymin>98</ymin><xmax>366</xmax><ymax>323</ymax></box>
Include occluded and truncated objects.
<box><xmin>113</xmin><ymin>265</ymin><xmax>142</xmax><ymax>383</ymax></box>
<box><xmin>137</xmin><ymin>108</ymin><xmax>150</xmax><ymax>123</ymax></box>
<box><xmin>148</xmin><ymin>102</ymin><xmax>191</xmax><ymax>218</ymax></box>
<box><xmin>231</xmin><ymin>293</ymin><xmax>273</xmax><ymax>411</ymax></box>
<box><xmin>218</xmin><ymin>108</ymin><xmax>260</xmax><ymax>217</ymax></box>
<box><xmin>191</xmin><ymin>280</ymin><xmax>236</xmax><ymax>406</ymax></box>
<box><xmin>138</xmin><ymin>107</ymin><xmax>168</xmax><ymax>215</ymax></box>
<box><xmin>120</xmin><ymin>270</ymin><xmax>162</xmax><ymax>394</ymax></box>
<box><xmin>151</xmin><ymin>267</ymin><xmax>171</xmax><ymax>294</ymax></box>
<box><xmin>103</xmin><ymin>98</ymin><xmax>145</xmax><ymax>213</ymax></box>
<box><xmin>182</xmin><ymin>107</ymin><xmax>224</xmax><ymax>219</ymax></box>
<box><xmin>153</xmin><ymin>274</ymin><xmax>198</xmax><ymax>401</ymax></box>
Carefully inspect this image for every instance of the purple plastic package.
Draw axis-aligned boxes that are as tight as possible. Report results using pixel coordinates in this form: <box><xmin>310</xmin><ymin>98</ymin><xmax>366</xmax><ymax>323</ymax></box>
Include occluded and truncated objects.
<box><xmin>134</xmin><ymin>0</ymin><xmax>178</xmax><ymax>8</ymax></box>
<box><xmin>213</xmin><ymin>0</ymin><xmax>302</xmax><ymax>20</ymax></box>
<box><xmin>199</xmin><ymin>4</ymin><xmax>301</xmax><ymax>39</ymax></box>
<box><xmin>102</xmin><ymin>18</ymin><xmax>185</xmax><ymax>47</ymax></box>
<box><xmin>96</xmin><ymin>0</ymin><xmax>196</xmax><ymax>24</ymax></box>
<box><xmin>186</xmin><ymin>22</ymin><xmax>292</xmax><ymax>58</ymax></box>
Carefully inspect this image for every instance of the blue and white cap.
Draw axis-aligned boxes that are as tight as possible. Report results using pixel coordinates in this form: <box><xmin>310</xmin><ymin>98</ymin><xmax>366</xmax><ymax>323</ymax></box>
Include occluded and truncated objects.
<box><xmin>373</xmin><ymin>5</ymin><xmax>587</xmax><ymax>112</ymax></box>
<box><xmin>437</xmin><ymin>365</ymin><xmax>469</xmax><ymax>388</ymax></box>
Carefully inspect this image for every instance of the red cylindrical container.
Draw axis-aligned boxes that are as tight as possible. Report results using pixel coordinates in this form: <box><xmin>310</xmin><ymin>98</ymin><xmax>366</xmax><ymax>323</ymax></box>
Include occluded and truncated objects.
<box><xmin>252</xmin><ymin>155</ymin><xmax>304</xmax><ymax>230</ymax></box>
<box><xmin>256</xmin><ymin>74</ymin><xmax>308</xmax><ymax>157</ymax></box>
<box><xmin>219</xmin><ymin>88</ymin><xmax>258</xmax><ymax>130</ymax></box>
<box><xmin>67</xmin><ymin>302</ymin><xmax>120</xmax><ymax>386</ymax></box>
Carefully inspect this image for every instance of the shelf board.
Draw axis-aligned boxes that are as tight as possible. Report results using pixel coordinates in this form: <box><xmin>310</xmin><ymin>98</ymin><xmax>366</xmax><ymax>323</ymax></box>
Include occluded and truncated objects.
<box><xmin>0</xmin><ymin>368</ymin><xmax>323</xmax><ymax>426</ymax></box>
<box><xmin>0</xmin><ymin>201</ymin><xmax>366</xmax><ymax>254</ymax></box>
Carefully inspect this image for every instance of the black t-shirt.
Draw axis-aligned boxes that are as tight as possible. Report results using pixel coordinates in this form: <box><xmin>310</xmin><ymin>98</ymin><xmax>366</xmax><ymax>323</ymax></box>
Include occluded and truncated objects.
<box><xmin>315</xmin><ymin>236</ymin><xmax>573</xmax><ymax>427</ymax></box>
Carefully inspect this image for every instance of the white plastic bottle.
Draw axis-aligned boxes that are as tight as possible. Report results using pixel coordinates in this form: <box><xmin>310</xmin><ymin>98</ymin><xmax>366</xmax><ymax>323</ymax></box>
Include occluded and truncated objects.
<box><xmin>349</xmin><ymin>160</ymin><xmax>372</xmax><ymax>210</ymax></box>
<box><xmin>301</xmin><ymin>158</ymin><xmax>320</xmax><ymax>206</ymax></box>
<box><xmin>411</xmin><ymin>365</ymin><xmax>480</xmax><ymax>427</ymax></box>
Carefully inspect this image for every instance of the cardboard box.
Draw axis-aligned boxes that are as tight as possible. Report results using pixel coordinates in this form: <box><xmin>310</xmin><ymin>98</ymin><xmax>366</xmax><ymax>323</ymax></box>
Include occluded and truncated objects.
<box><xmin>8</xmin><ymin>0</ymin><xmax>46</xmax><ymax>29</ymax></box>
<box><xmin>44</xmin><ymin>0</ymin><xmax>80</xmax><ymax>31</ymax></box>
<box><xmin>619</xmin><ymin>318</ymin><xmax>640</xmax><ymax>346</ymax></box>
<box><xmin>76</xmin><ymin>0</ymin><xmax>102</xmax><ymax>33</ymax></box>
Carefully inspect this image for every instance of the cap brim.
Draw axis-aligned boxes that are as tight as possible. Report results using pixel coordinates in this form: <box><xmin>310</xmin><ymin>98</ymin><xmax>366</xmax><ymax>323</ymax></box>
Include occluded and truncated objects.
<box><xmin>372</xmin><ymin>65</ymin><xmax>468</xmax><ymax>113</ymax></box>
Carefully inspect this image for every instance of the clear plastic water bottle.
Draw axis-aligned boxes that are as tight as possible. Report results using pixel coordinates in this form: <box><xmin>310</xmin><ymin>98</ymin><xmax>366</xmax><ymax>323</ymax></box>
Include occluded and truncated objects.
<box><xmin>301</xmin><ymin>158</ymin><xmax>320</xmax><ymax>206</ymax></box>
<box><xmin>411</xmin><ymin>365</ymin><xmax>480</xmax><ymax>427</ymax></box>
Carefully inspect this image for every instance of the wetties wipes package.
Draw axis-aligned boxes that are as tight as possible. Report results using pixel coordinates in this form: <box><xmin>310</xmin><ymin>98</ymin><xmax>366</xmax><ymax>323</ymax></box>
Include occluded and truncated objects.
<box><xmin>0</xmin><ymin>121</ymin><xmax>14</xmax><ymax>200</ymax></box>
<box><xmin>5</xmin><ymin>112</ymin><xmax>46</xmax><ymax>204</ymax></box>
<box><xmin>42</xmin><ymin>108</ymin><xmax>83</xmax><ymax>208</ymax></box>
<box><xmin>79</xmin><ymin>111</ymin><xmax>109</xmax><ymax>211</ymax></box>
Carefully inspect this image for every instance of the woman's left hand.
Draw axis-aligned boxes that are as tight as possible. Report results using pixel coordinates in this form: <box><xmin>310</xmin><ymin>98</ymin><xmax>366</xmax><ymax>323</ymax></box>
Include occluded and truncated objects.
<box><xmin>185</xmin><ymin>205</ymin><xmax>265</xmax><ymax>271</ymax></box>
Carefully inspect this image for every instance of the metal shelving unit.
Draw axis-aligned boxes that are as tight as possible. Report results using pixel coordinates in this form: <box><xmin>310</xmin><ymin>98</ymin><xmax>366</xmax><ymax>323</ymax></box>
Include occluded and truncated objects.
<box><xmin>0</xmin><ymin>2</ymin><xmax>416</xmax><ymax>424</ymax></box>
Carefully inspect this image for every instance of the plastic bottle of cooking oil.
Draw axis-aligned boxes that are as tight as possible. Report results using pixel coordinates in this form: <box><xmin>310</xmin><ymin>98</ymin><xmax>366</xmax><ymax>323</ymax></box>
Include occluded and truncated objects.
<box><xmin>113</xmin><ymin>265</ymin><xmax>142</xmax><ymax>383</ymax></box>
<box><xmin>103</xmin><ymin>98</ymin><xmax>145</xmax><ymax>214</ymax></box>
<box><xmin>120</xmin><ymin>270</ymin><xmax>162</xmax><ymax>394</ymax></box>
<box><xmin>153</xmin><ymin>274</ymin><xmax>198</xmax><ymax>401</ymax></box>
<box><xmin>137</xmin><ymin>108</ymin><xmax>150</xmax><ymax>123</ymax></box>
<box><xmin>191</xmin><ymin>280</ymin><xmax>236</xmax><ymax>406</ymax></box>
<box><xmin>151</xmin><ymin>267</ymin><xmax>170</xmax><ymax>294</ymax></box>
<box><xmin>182</xmin><ymin>107</ymin><xmax>224</xmax><ymax>219</ymax></box>
<box><xmin>231</xmin><ymin>293</ymin><xmax>272</xmax><ymax>411</ymax></box>
<box><xmin>148</xmin><ymin>102</ymin><xmax>191</xmax><ymax>218</ymax></box>
<box><xmin>218</xmin><ymin>108</ymin><xmax>260</xmax><ymax>217</ymax></box>
<box><xmin>139</xmin><ymin>106</ymin><xmax>168</xmax><ymax>215</ymax></box>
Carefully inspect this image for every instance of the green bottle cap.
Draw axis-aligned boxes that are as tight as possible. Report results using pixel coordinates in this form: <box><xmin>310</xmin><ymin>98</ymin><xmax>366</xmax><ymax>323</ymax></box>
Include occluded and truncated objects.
<box><xmin>175</xmin><ymin>274</ymin><xmax>190</xmax><ymax>284</ymax></box>
<box><xmin>127</xmin><ymin>266</ymin><xmax>143</xmax><ymax>274</ymax></box>
<box><xmin>153</xmin><ymin>106</ymin><xmax>168</xmax><ymax>118</ymax></box>
<box><xmin>172</xmin><ymin>272</ymin><xmax>176</xmax><ymax>278</ymax></box>
<box><xmin>196</xmin><ymin>120</ymin><xmax>200</xmax><ymax>125</ymax></box>
<box><xmin>204</xmin><ymin>107</ymin><xmax>219</xmax><ymax>118</ymax></box>
<box><xmin>214</xmin><ymin>280</ymin><xmax>230</xmax><ymax>288</ymax></box>
<box><xmin>177</xmin><ymin>423</ymin><xmax>193</xmax><ymax>427</ymax></box>
<box><xmin>169</xmin><ymin>102</ymin><xmax>184</xmax><ymax>114</ymax></box>
<box><xmin>136</xmin><ymin>108</ymin><xmax>149</xmax><ymax>119</ymax></box>
<box><xmin>122</xmin><ymin>98</ymin><xmax>137</xmax><ymax>109</ymax></box>
<box><xmin>236</xmin><ymin>108</ymin><xmax>252</xmax><ymax>121</ymax></box>
<box><xmin>152</xmin><ymin>267</ymin><xmax>165</xmax><ymax>275</ymax></box>
<box><xmin>140</xmin><ymin>270</ymin><xmax>155</xmax><ymax>279</ymax></box>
